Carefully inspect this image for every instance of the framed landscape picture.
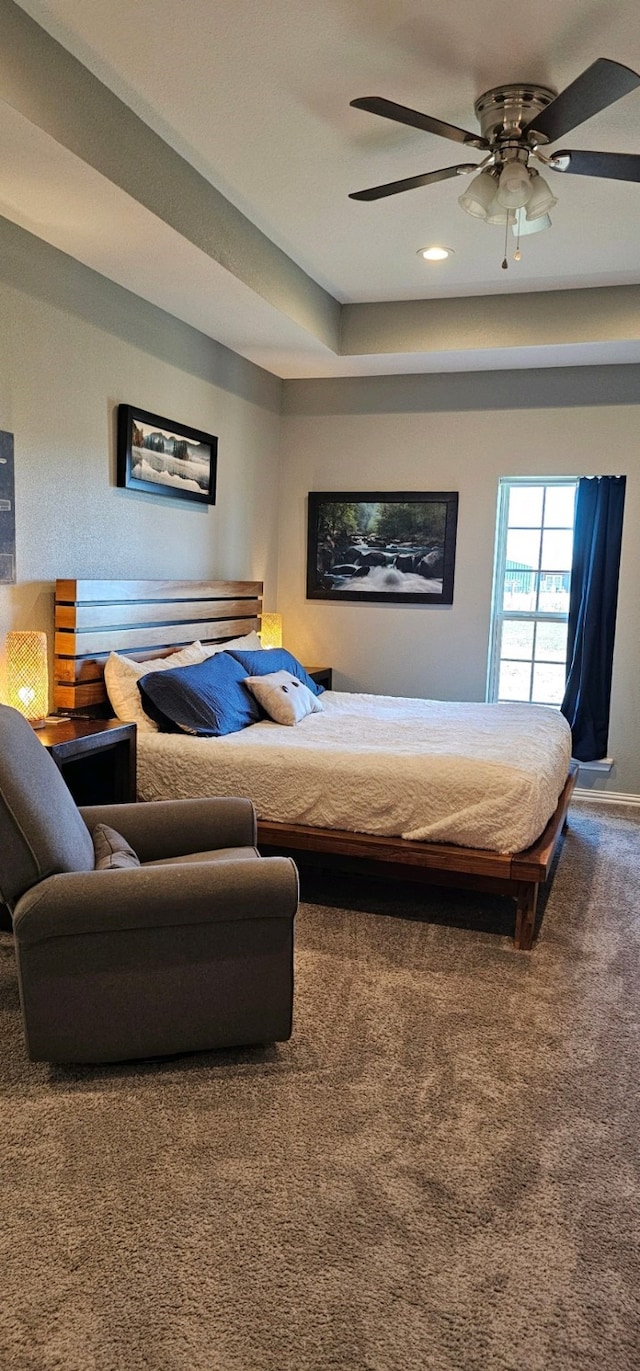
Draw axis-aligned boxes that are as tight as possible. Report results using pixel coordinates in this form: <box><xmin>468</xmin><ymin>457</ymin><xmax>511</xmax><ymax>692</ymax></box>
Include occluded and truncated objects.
<box><xmin>117</xmin><ymin>404</ymin><xmax>217</xmax><ymax>505</ymax></box>
<box><xmin>307</xmin><ymin>491</ymin><xmax>458</xmax><ymax>604</ymax></box>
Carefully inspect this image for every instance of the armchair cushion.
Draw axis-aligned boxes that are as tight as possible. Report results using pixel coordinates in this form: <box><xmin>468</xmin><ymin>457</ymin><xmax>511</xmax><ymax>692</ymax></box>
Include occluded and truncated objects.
<box><xmin>92</xmin><ymin>823</ymin><xmax>141</xmax><ymax>871</ymax></box>
<box><xmin>144</xmin><ymin>846</ymin><xmax>260</xmax><ymax>865</ymax></box>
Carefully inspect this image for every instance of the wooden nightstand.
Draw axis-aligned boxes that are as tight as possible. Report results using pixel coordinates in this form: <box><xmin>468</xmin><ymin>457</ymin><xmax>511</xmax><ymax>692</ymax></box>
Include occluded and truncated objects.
<box><xmin>308</xmin><ymin>667</ymin><xmax>333</xmax><ymax>691</ymax></box>
<box><xmin>38</xmin><ymin>718</ymin><xmax>137</xmax><ymax>806</ymax></box>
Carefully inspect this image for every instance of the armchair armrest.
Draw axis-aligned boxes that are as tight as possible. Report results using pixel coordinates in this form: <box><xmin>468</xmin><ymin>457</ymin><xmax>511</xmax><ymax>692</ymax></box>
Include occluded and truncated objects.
<box><xmin>79</xmin><ymin>796</ymin><xmax>257</xmax><ymax>862</ymax></box>
<box><xmin>13</xmin><ymin>855</ymin><xmax>298</xmax><ymax>947</ymax></box>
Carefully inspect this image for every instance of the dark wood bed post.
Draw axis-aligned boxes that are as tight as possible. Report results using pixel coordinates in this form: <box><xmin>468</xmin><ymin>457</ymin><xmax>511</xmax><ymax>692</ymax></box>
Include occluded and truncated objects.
<box><xmin>514</xmin><ymin>883</ymin><xmax>539</xmax><ymax>951</ymax></box>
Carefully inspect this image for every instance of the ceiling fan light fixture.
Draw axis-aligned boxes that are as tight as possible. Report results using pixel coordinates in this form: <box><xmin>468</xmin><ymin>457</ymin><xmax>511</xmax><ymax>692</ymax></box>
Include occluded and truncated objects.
<box><xmin>457</xmin><ymin>169</ymin><xmax>496</xmax><ymax>219</ymax></box>
<box><xmin>495</xmin><ymin>160</ymin><xmax>533</xmax><ymax>208</ymax></box>
<box><xmin>525</xmin><ymin>173</ymin><xmax>558</xmax><ymax>219</ymax></box>
<box><xmin>485</xmin><ymin>195</ymin><xmax>517</xmax><ymax>226</ymax></box>
<box><xmin>513</xmin><ymin>208</ymin><xmax>553</xmax><ymax>236</ymax></box>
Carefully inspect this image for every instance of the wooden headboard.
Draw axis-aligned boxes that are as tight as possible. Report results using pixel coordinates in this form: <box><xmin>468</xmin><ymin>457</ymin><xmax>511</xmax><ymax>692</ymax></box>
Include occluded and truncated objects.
<box><xmin>54</xmin><ymin>578</ymin><xmax>263</xmax><ymax>713</ymax></box>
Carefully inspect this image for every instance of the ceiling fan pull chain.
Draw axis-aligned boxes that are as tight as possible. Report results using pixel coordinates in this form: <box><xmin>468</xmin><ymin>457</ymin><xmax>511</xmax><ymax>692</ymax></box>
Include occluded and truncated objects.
<box><xmin>514</xmin><ymin>220</ymin><xmax>522</xmax><ymax>261</ymax></box>
<box><xmin>501</xmin><ymin>215</ymin><xmax>509</xmax><ymax>270</ymax></box>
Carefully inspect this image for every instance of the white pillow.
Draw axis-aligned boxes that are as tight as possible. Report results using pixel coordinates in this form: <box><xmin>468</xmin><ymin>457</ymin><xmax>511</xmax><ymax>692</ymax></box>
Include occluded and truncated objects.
<box><xmin>104</xmin><ymin>642</ymin><xmax>206</xmax><ymax>732</ymax></box>
<box><xmin>201</xmin><ymin>630</ymin><xmax>262</xmax><ymax>657</ymax></box>
<box><xmin>244</xmin><ymin>670</ymin><xmax>323</xmax><ymax>726</ymax></box>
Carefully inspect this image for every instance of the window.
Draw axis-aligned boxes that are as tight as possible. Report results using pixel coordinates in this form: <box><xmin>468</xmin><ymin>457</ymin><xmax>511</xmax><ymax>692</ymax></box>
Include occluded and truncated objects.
<box><xmin>487</xmin><ymin>478</ymin><xmax>577</xmax><ymax>706</ymax></box>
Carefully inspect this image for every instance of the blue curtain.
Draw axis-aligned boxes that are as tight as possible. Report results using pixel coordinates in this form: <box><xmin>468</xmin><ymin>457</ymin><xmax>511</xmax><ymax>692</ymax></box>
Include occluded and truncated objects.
<box><xmin>561</xmin><ymin>476</ymin><xmax>626</xmax><ymax>761</ymax></box>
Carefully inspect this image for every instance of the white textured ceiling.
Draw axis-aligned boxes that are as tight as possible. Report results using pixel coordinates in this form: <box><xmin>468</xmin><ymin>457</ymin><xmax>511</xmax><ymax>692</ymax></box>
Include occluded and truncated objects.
<box><xmin>6</xmin><ymin>0</ymin><xmax>640</xmax><ymax>376</ymax></box>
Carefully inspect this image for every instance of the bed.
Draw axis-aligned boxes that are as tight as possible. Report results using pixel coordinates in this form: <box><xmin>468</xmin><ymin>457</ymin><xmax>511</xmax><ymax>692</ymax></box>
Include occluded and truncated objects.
<box><xmin>54</xmin><ymin>578</ymin><xmax>577</xmax><ymax>950</ymax></box>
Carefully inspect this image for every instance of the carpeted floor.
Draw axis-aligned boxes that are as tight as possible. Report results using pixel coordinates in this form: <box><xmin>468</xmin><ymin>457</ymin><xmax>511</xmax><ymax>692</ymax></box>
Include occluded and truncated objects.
<box><xmin>1</xmin><ymin>802</ymin><xmax>640</xmax><ymax>1371</ymax></box>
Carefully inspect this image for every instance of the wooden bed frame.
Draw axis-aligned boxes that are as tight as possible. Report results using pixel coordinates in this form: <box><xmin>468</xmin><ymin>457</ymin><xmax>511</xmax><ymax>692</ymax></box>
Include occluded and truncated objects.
<box><xmin>54</xmin><ymin>578</ymin><xmax>577</xmax><ymax>951</ymax></box>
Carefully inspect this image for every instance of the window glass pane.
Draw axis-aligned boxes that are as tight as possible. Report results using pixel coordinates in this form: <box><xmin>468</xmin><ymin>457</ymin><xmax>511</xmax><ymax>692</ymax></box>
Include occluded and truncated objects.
<box><xmin>488</xmin><ymin>478</ymin><xmax>577</xmax><ymax>704</ymax></box>
<box><xmin>501</xmin><ymin>620</ymin><xmax>534</xmax><ymax>660</ymax></box>
<box><xmin>531</xmin><ymin>662</ymin><xmax>566</xmax><ymax>705</ymax></box>
<box><xmin>503</xmin><ymin>577</ymin><xmax>537</xmax><ymax>612</ymax></box>
<box><xmin>506</xmin><ymin>528</ymin><xmax>540</xmax><ymax>569</ymax></box>
<box><xmin>498</xmin><ymin>660</ymin><xmax>532</xmax><ymax>701</ymax></box>
<box><xmin>541</xmin><ymin>529</ymin><xmax>573</xmax><ymax>571</ymax></box>
<box><xmin>508</xmin><ymin>486</ymin><xmax>543</xmax><ymax>527</ymax></box>
<box><xmin>544</xmin><ymin>484</ymin><xmax>576</xmax><ymax>527</ymax></box>
<box><xmin>538</xmin><ymin>580</ymin><xmax>570</xmax><ymax>614</ymax></box>
<box><xmin>534</xmin><ymin>621</ymin><xmax>568</xmax><ymax>663</ymax></box>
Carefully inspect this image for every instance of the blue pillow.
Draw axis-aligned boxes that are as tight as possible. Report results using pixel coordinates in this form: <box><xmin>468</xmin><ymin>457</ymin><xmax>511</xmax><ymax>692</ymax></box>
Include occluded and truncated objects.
<box><xmin>137</xmin><ymin>651</ymin><xmax>262</xmax><ymax>737</ymax></box>
<box><xmin>227</xmin><ymin>648</ymin><xmax>324</xmax><ymax>696</ymax></box>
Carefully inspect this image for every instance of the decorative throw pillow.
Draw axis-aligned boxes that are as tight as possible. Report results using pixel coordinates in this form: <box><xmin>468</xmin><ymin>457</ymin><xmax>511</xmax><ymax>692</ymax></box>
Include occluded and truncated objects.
<box><xmin>105</xmin><ymin>642</ymin><xmax>206</xmax><ymax>733</ymax></box>
<box><xmin>244</xmin><ymin>670</ymin><xmax>324</xmax><ymax>726</ymax></box>
<box><xmin>200</xmin><ymin>630</ymin><xmax>262</xmax><ymax>657</ymax></box>
<box><xmin>92</xmin><ymin>823</ymin><xmax>140</xmax><ymax>870</ymax></box>
<box><xmin>227</xmin><ymin>647</ymin><xmax>324</xmax><ymax>696</ymax></box>
<box><xmin>137</xmin><ymin>651</ymin><xmax>263</xmax><ymax>737</ymax></box>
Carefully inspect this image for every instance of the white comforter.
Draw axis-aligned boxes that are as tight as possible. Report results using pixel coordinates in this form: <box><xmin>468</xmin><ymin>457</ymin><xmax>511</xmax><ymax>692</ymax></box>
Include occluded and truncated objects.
<box><xmin>136</xmin><ymin>691</ymin><xmax>572</xmax><ymax>854</ymax></box>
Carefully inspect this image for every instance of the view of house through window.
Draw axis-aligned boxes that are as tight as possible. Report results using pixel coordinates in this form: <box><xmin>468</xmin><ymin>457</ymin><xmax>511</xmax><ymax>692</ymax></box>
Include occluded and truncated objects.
<box><xmin>487</xmin><ymin>478</ymin><xmax>578</xmax><ymax>706</ymax></box>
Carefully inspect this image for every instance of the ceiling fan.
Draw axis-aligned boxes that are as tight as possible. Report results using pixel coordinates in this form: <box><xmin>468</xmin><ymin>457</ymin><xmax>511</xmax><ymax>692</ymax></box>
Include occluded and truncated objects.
<box><xmin>349</xmin><ymin>58</ymin><xmax>640</xmax><ymax>257</ymax></box>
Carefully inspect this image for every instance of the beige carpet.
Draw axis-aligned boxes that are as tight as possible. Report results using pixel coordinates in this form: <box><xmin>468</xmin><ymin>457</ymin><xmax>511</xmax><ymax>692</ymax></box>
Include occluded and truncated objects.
<box><xmin>1</xmin><ymin>803</ymin><xmax>639</xmax><ymax>1371</ymax></box>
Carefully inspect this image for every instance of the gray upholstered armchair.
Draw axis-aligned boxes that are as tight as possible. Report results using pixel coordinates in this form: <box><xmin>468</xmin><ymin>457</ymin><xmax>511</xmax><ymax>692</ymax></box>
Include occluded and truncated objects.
<box><xmin>0</xmin><ymin>704</ymin><xmax>298</xmax><ymax>1064</ymax></box>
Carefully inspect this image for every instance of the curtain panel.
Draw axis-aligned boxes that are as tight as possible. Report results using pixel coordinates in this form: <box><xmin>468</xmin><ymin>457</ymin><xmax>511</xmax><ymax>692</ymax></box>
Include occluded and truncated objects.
<box><xmin>561</xmin><ymin>475</ymin><xmax>626</xmax><ymax>762</ymax></box>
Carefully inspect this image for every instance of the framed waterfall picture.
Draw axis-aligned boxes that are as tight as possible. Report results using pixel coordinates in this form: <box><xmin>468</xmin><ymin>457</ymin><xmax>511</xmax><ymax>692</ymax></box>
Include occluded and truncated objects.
<box><xmin>117</xmin><ymin>404</ymin><xmax>217</xmax><ymax>505</ymax></box>
<box><xmin>306</xmin><ymin>491</ymin><xmax>459</xmax><ymax>604</ymax></box>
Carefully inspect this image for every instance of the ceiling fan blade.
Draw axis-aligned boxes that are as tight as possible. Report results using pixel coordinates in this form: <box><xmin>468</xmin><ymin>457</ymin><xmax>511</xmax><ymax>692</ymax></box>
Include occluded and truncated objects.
<box><xmin>523</xmin><ymin>58</ymin><xmax>640</xmax><ymax>144</ymax></box>
<box><xmin>549</xmin><ymin>148</ymin><xmax>640</xmax><ymax>182</ymax></box>
<box><xmin>350</xmin><ymin>97</ymin><xmax>488</xmax><ymax>149</ymax></box>
<box><xmin>349</xmin><ymin>163</ymin><xmax>477</xmax><ymax>201</ymax></box>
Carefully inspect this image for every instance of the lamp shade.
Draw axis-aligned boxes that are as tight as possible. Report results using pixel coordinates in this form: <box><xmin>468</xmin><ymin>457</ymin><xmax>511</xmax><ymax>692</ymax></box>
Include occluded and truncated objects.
<box><xmin>496</xmin><ymin>160</ymin><xmax>532</xmax><ymax>209</ymax></box>
<box><xmin>485</xmin><ymin>196</ymin><xmax>517</xmax><ymax>226</ymax></box>
<box><xmin>513</xmin><ymin>208</ymin><xmax>552</xmax><ymax>236</ymax></box>
<box><xmin>525</xmin><ymin>174</ymin><xmax>558</xmax><ymax>220</ymax></box>
<box><xmin>260</xmin><ymin>613</ymin><xmax>283</xmax><ymax>649</ymax></box>
<box><xmin>458</xmin><ymin>169</ymin><xmax>497</xmax><ymax>219</ymax></box>
<box><xmin>6</xmin><ymin>630</ymin><xmax>49</xmax><ymax>726</ymax></box>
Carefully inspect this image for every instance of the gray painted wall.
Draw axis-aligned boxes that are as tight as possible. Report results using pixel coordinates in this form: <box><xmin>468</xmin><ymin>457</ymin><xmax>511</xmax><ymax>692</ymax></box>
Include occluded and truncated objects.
<box><xmin>2</xmin><ymin>218</ymin><xmax>638</xmax><ymax>799</ymax></box>
<box><xmin>279</xmin><ymin>373</ymin><xmax>640</xmax><ymax>797</ymax></box>
<box><xmin>0</xmin><ymin>219</ymin><xmax>283</xmax><ymax>698</ymax></box>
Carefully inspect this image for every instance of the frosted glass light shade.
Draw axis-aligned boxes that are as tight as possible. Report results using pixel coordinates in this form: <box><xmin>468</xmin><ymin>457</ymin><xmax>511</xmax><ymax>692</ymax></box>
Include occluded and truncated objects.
<box><xmin>485</xmin><ymin>196</ymin><xmax>517</xmax><ymax>226</ymax></box>
<box><xmin>496</xmin><ymin>160</ymin><xmax>532</xmax><ymax>209</ymax></box>
<box><xmin>6</xmin><ymin>630</ymin><xmax>49</xmax><ymax>726</ymax></box>
<box><xmin>458</xmin><ymin>170</ymin><xmax>496</xmax><ymax>219</ymax></box>
<box><xmin>525</xmin><ymin>174</ymin><xmax>558</xmax><ymax>220</ymax></box>
<box><xmin>260</xmin><ymin>613</ymin><xmax>283</xmax><ymax>649</ymax></box>
<box><xmin>513</xmin><ymin>208</ymin><xmax>552</xmax><ymax>236</ymax></box>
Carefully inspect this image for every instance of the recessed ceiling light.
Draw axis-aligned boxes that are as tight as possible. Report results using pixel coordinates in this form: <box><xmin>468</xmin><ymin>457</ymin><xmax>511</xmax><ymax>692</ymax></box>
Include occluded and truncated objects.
<box><xmin>418</xmin><ymin>245</ymin><xmax>454</xmax><ymax>262</ymax></box>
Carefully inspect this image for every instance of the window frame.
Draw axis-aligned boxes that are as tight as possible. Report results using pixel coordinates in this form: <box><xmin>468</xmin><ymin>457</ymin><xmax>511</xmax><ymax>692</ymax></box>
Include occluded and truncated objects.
<box><xmin>486</xmin><ymin>476</ymin><xmax>578</xmax><ymax>705</ymax></box>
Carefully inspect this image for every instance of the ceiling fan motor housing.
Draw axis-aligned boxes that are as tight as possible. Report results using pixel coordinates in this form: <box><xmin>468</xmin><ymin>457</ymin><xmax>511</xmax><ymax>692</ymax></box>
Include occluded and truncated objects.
<box><xmin>474</xmin><ymin>84</ymin><xmax>556</xmax><ymax>147</ymax></box>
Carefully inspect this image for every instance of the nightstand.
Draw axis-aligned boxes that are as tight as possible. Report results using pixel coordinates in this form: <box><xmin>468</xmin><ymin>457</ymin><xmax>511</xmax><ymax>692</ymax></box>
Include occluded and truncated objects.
<box><xmin>38</xmin><ymin>718</ymin><xmax>137</xmax><ymax>806</ymax></box>
<box><xmin>308</xmin><ymin>667</ymin><xmax>333</xmax><ymax>691</ymax></box>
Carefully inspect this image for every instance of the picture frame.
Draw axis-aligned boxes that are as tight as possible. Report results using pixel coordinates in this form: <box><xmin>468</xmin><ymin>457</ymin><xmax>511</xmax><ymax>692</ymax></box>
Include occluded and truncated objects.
<box><xmin>307</xmin><ymin>491</ymin><xmax>458</xmax><ymax>604</ymax></box>
<box><xmin>0</xmin><ymin>429</ymin><xmax>16</xmax><ymax>584</ymax></box>
<box><xmin>117</xmin><ymin>404</ymin><xmax>217</xmax><ymax>505</ymax></box>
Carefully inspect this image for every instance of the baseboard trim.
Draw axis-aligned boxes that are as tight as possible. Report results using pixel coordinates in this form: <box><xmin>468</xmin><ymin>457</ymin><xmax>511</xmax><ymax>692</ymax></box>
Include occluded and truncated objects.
<box><xmin>572</xmin><ymin>789</ymin><xmax>640</xmax><ymax>808</ymax></box>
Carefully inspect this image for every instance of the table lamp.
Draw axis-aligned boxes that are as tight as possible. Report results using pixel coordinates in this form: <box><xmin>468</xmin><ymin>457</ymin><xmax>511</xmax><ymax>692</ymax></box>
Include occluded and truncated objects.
<box><xmin>260</xmin><ymin>613</ymin><xmax>283</xmax><ymax>649</ymax></box>
<box><xmin>5</xmin><ymin>630</ymin><xmax>49</xmax><ymax>728</ymax></box>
